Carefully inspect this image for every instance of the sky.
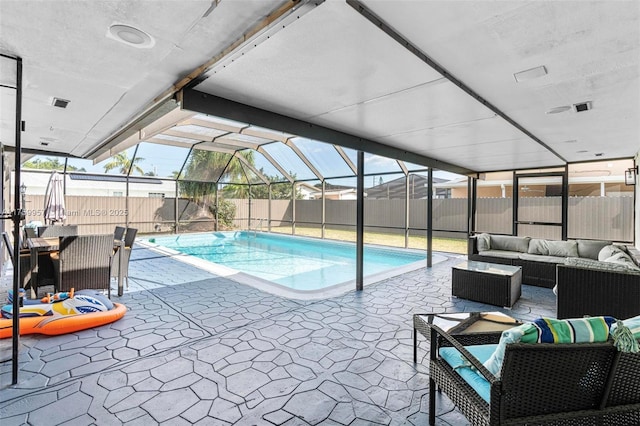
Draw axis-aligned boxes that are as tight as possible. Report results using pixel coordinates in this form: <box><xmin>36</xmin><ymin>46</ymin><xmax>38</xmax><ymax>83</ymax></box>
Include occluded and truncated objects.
<box><xmin>28</xmin><ymin>140</ymin><xmax>464</xmax><ymax>185</ymax></box>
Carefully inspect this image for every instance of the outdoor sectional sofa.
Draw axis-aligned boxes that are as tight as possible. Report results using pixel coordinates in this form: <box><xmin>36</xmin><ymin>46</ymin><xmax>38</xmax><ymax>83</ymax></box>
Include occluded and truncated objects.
<box><xmin>468</xmin><ymin>234</ymin><xmax>640</xmax><ymax>319</ymax></box>
<box><xmin>428</xmin><ymin>318</ymin><xmax>640</xmax><ymax>426</ymax></box>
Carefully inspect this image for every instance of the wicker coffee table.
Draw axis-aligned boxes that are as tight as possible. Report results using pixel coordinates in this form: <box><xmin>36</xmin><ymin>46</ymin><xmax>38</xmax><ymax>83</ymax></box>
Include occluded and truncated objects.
<box><xmin>452</xmin><ymin>260</ymin><xmax>522</xmax><ymax>308</ymax></box>
<box><xmin>413</xmin><ymin>311</ymin><xmax>521</xmax><ymax>363</ymax></box>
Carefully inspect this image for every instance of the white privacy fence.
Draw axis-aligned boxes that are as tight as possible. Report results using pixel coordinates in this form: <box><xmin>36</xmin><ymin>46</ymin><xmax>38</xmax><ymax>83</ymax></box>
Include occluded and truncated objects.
<box><xmin>22</xmin><ymin>195</ymin><xmax>634</xmax><ymax>243</ymax></box>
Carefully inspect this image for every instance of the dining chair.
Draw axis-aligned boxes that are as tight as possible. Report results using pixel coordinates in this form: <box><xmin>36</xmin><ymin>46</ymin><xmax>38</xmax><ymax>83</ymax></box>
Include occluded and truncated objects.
<box><xmin>51</xmin><ymin>234</ymin><xmax>114</xmax><ymax>298</ymax></box>
<box><xmin>38</xmin><ymin>225</ymin><xmax>79</xmax><ymax>238</ymax></box>
<box><xmin>2</xmin><ymin>231</ymin><xmax>31</xmax><ymax>288</ymax></box>
<box><xmin>114</xmin><ymin>226</ymin><xmax>126</xmax><ymax>241</ymax></box>
<box><xmin>3</xmin><ymin>231</ymin><xmax>56</xmax><ymax>294</ymax></box>
<box><xmin>111</xmin><ymin>227</ymin><xmax>137</xmax><ymax>289</ymax></box>
<box><xmin>23</xmin><ymin>227</ymin><xmax>37</xmax><ymax>239</ymax></box>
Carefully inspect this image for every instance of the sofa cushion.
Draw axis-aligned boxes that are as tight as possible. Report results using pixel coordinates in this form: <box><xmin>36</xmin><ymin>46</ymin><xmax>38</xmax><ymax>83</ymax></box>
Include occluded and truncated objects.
<box><xmin>439</xmin><ymin>344</ymin><xmax>497</xmax><ymax>403</ymax></box>
<box><xmin>563</xmin><ymin>257</ymin><xmax>634</xmax><ymax>274</ymax></box>
<box><xmin>528</xmin><ymin>238</ymin><xmax>550</xmax><ymax>255</ymax></box>
<box><xmin>598</xmin><ymin>244</ymin><xmax>626</xmax><ymax>261</ymax></box>
<box><xmin>476</xmin><ymin>233</ymin><xmax>491</xmax><ymax>252</ymax></box>
<box><xmin>477</xmin><ymin>250</ymin><xmax>521</xmax><ymax>260</ymax></box>
<box><xmin>576</xmin><ymin>239</ymin><xmax>611</xmax><ymax>260</ymax></box>
<box><xmin>483</xmin><ymin>322</ymin><xmax>537</xmax><ymax>377</ymax></box>
<box><xmin>603</xmin><ymin>252</ymin><xmax>640</xmax><ymax>271</ymax></box>
<box><xmin>546</xmin><ymin>240</ymin><xmax>578</xmax><ymax>257</ymax></box>
<box><xmin>518</xmin><ymin>253</ymin><xmax>566</xmax><ymax>264</ymax></box>
<box><xmin>483</xmin><ymin>317</ymin><xmax>616</xmax><ymax>377</ymax></box>
<box><xmin>490</xmin><ymin>235</ymin><xmax>530</xmax><ymax>253</ymax></box>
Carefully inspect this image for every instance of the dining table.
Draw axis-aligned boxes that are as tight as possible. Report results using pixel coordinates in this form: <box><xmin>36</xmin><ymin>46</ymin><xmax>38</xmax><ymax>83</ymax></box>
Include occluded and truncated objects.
<box><xmin>26</xmin><ymin>236</ymin><xmax>125</xmax><ymax>298</ymax></box>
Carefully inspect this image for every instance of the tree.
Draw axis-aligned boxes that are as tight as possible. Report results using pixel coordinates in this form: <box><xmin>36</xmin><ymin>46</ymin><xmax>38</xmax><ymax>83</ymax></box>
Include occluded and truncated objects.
<box><xmin>178</xmin><ymin>151</ymin><xmax>247</xmax><ymax>214</ymax></box>
<box><xmin>248</xmin><ymin>174</ymin><xmax>303</xmax><ymax>200</ymax></box>
<box><xmin>103</xmin><ymin>152</ymin><xmax>144</xmax><ymax>175</ymax></box>
<box><xmin>22</xmin><ymin>157</ymin><xmax>85</xmax><ymax>171</ymax></box>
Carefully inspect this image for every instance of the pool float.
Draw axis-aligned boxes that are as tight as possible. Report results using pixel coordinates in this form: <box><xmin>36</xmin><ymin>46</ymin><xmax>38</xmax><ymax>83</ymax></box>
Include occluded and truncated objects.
<box><xmin>0</xmin><ymin>289</ymin><xmax>126</xmax><ymax>338</ymax></box>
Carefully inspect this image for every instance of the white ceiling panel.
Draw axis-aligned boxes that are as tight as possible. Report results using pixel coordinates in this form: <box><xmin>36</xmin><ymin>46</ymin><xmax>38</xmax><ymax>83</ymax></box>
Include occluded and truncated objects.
<box><xmin>1</xmin><ymin>0</ymin><xmax>638</xmax><ymax>175</ymax></box>
<box><xmin>0</xmin><ymin>0</ymin><xmax>287</xmax><ymax>155</ymax></box>
<box><xmin>362</xmin><ymin>0</ymin><xmax>640</xmax><ymax>163</ymax></box>
<box><xmin>194</xmin><ymin>1</ymin><xmax>443</xmax><ymax>119</ymax></box>
<box><xmin>311</xmin><ymin>79</ymin><xmax>496</xmax><ymax>140</ymax></box>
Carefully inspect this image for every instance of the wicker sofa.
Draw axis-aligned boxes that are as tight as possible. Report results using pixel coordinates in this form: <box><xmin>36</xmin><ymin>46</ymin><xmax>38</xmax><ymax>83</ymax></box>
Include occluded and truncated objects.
<box><xmin>468</xmin><ymin>234</ymin><xmax>639</xmax><ymax>287</ymax></box>
<box><xmin>556</xmin><ymin>258</ymin><xmax>640</xmax><ymax>319</ymax></box>
<box><xmin>428</xmin><ymin>325</ymin><xmax>640</xmax><ymax>426</ymax></box>
<box><xmin>469</xmin><ymin>234</ymin><xmax>640</xmax><ymax>318</ymax></box>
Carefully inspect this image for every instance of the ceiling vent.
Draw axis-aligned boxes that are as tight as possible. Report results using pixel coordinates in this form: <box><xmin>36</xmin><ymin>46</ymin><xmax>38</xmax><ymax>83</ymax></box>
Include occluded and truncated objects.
<box><xmin>52</xmin><ymin>98</ymin><xmax>70</xmax><ymax>108</ymax></box>
<box><xmin>573</xmin><ymin>101</ymin><xmax>592</xmax><ymax>112</ymax></box>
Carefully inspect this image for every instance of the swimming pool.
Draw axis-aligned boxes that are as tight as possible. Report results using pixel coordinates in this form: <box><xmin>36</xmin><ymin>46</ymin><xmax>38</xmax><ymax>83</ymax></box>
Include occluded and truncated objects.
<box><xmin>147</xmin><ymin>232</ymin><xmax>435</xmax><ymax>293</ymax></box>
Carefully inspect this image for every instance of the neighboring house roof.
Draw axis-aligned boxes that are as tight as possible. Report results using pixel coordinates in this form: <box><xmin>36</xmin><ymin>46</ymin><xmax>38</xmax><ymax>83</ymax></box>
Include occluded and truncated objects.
<box><xmin>69</xmin><ymin>173</ymin><xmax>163</xmax><ymax>184</ymax></box>
<box><xmin>367</xmin><ymin>174</ymin><xmax>448</xmax><ymax>199</ymax></box>
<box><xmin>434</xmin><ymin>175</ymin><xmax>628</xmax><ymax>188</ymax></box>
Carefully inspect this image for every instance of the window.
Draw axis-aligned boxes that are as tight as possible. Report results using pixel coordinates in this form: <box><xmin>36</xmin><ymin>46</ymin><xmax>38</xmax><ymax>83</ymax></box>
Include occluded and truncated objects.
<box><xmin>113</xmin><ymin>191</ymin><xmax>123</xmax><ymax>197</ymax></box>
<box><xmin>149</xmin><ymin>193</ymin><xmax>165</xmax><ymax>198</ymax></box>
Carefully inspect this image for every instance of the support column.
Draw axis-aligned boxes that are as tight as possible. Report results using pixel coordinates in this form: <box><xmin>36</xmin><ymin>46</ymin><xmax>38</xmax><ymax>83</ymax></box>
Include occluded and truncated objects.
<box><xmin>356</xmin><ymin>151</ymin><xmax>364</xmax><ymax>291</ymax></box>
<box><xmin>405</xmin><ymin>174</ymin><xmax>410</xmax><ymax>248</ymax></box>
<box><xmin>268</xmin><ymin>184</ymin><xmax>272</xmax><ymax>232</ymax></box>
<box><xmin>427</xmin><ymin>168</ymin><xmax>433</xmax><ymax>268</ymax></box>
<box><xmin>292</xmin><ymin>182</ymin><xmax>296</xmax><ymax>235</ymax></box>
<box><xmin>174</xmin><ymin>180</ymin><xmax>179</xmax><ymax>234</ymax></box>
<box><xmin>321</xmin><ymin>180</ymin><xmax>326</xmax><ymax>239</ymax></box>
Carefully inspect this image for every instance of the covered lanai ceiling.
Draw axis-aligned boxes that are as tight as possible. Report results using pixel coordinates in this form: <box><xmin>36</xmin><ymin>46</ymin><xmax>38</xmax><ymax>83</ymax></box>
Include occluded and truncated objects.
<box><xmin>1</xmin><ymin>0</ymin><xmax>639</xmax><ymax>175</ymax></box>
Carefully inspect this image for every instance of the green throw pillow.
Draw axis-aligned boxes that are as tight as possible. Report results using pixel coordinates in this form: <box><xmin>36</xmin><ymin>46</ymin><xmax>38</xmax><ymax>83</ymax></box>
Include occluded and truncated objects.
<box><xmin>483</xmin><ymin>316</ymin><xmax>615</xmax><ymax>377</ymax></box>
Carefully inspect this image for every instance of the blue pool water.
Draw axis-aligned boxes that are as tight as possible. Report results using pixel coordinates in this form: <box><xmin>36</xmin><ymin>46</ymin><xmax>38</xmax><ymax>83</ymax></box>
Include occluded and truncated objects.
<box><xmin>148</xmin><ymin>232</ymin><xmax>427</xmax><ymax>291</ymax></box>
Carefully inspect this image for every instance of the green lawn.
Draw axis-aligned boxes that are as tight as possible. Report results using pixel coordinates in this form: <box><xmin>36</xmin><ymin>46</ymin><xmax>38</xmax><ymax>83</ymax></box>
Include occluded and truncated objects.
<box><xmin>269</xmin><ymin>226</ymin><xmax>467</xmax><ymax>254</ymax></box>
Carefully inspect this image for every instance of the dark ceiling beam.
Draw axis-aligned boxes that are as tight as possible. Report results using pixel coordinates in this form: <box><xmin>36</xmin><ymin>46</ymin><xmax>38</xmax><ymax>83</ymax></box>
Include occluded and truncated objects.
<box><xmin>346</xmin><ymin>0</ymin><xmax>567</xmax><ymax>164</ymax></box>
<box><xmin>179</xmin><ymin>89</ymin><xmax>474</xmax><ymax>176</ymax></box>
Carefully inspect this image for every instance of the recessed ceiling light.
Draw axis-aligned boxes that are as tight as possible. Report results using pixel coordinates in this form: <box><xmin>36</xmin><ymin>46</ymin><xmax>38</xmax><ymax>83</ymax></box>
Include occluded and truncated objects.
<box><xmin>546</xmin><ymin>105</ymin><xmax>571</xmax><ymax>114</ymax></box>
<box><xmin>594</xmin><ymin>152</ymin><xmax>604</xmax><ymax>157</ymax></box>
<box><xmin>576</xmin><ymin>150</ymin><xmax>588</xmax><ymax>153</ymax></box>
<box><xmin>513</xmin><ymin>65</ymin><xmax>547</xmax><ymax>82</ymax></box>
<box><xmin>107</xmin><ymin>23</ymin><xmax>155</xmax><ymax>49</ymax></box>
<box><xmin>563</xmin><ymin>139</ymin><xmax>578</xmax><ymax>144</ymax></box>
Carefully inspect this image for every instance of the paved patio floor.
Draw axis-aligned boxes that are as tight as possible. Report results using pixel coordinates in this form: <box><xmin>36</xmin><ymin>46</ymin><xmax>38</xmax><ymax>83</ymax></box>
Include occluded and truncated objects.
<box><xmin>0</xmin><ymin>245</ymin><xmax>556</xmax><ymax>425</ymax></box>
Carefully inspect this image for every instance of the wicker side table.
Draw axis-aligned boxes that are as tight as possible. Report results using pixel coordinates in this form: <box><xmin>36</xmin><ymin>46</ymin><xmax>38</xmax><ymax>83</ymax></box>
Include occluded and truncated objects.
<box><xmin>452</xmin><ymin>260</ymin><xmax>522</xmax><ymax>308</ymax></box>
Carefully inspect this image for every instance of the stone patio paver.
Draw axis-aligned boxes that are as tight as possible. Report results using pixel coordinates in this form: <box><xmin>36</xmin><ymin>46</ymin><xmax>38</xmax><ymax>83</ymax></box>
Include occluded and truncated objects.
<box><xmin>0</xmin><ymin>245</ymin><xmax>556</xmax><ymax>425</ymax></box>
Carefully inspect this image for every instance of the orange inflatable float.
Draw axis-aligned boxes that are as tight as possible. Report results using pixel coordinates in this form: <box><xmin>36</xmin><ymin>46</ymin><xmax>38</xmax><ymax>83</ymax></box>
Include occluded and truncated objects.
<box><xmin>0</xmin><ymin>290</ymin><xmax>126</xmax><ymax>338</ymax></box>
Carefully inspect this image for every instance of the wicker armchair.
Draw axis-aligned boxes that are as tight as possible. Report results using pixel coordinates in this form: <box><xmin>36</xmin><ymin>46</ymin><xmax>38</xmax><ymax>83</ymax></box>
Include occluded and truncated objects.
<box><xmin>111</xmin><ymin>227</ymin><xmax>137</xmax><ymax>289</ymax></box>
<box><xmin>428</xmin><ymin>325</ymin><xmax>640</xmax><ymax>425</ymax></box>
<box><xmin>52</xmin><ymin>234</ymin><xmax>114</xmax><ymax>297</ymax></box>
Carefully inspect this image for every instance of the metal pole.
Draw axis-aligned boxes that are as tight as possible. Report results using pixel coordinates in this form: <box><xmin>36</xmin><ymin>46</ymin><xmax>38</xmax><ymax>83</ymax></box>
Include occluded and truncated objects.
<box><xmin>292</xmin><ymin>182</ymin><xmax>296</xmax><ymax>235</ymax></box>
<box><xmin>11</xmin><ymin>56</ymin><xmax>24</xmax><ymax>385</ymax></box>
<box><xmin>562</xmin><ymin>165</ymin><xmax>569</xmax><ymax>240</ymax></box>
<box><xmin>268</xmin><ymin>184</ymin><xmax>272</xmax><ymax>232</ymax></box>
<box><xmin>405</xmin><ymin>174</ymin><xmax>410</xmax><ymax>248</ymax></box>
<box><xmin>215</xmin><ymin>183</ymin><xmax>219</xmax><ymax>231</ymax></box>
<box><xmin>321</xmin><ymin>180</ymin><xmax>326</xmax><ymax>239</ymax></box>
<box><xmin>512</xmin><ymin>172</ymin><xmax>518</xmax><ymax>236</ymax></box>
<box><xmin>174</xmin><ymin>180</ymin><xmax>179</xmax><ymax>234</ymax></box>
<box><xmin>356</xmin><ymin>151</ymin><xmax>364</xmax><ymax>291</ymax></box>
<box><xmin>427</xmin><ymin>168</ymin><xmax>433</xmax><ymax>268</ymax></box>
